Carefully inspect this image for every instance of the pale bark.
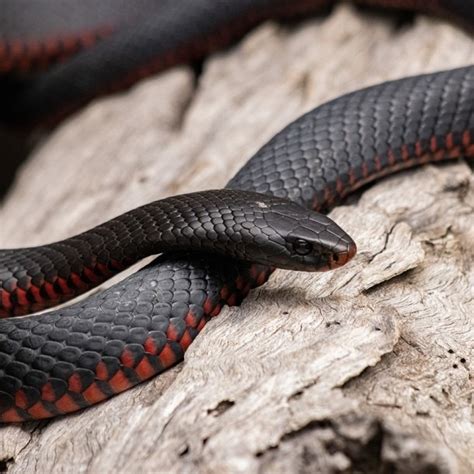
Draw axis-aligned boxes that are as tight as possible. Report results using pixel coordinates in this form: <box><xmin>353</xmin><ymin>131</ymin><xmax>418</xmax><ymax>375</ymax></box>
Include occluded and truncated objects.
<box><xmin>0</xmin><ymin>5</ymin><xmax>472</xmax><ymax>473</ymax></box>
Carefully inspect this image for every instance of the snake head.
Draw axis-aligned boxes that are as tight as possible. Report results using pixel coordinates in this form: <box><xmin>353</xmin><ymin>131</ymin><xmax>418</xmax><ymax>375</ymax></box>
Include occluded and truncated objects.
<box><xmin>284</xmin><ymin>216</ymin><xmax>357</xmax><ymax>271</ymax></box>
<box><xmin>142</xmin><ymin>190</ymin><xmax>356</xmax><ymax>273</ymax></box>
<box><xmin>250</xmin><ymin>199</ymin><xmax>357</xmax><ymax>271</ymax></box>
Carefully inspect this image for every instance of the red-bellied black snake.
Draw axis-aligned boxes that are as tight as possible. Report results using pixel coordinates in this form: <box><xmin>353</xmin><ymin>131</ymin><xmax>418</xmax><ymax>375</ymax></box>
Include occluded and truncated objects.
<box><xmin>0</xmin><ymin>0</ymin><xmax>472</xmax><ymax>421</ymax></box>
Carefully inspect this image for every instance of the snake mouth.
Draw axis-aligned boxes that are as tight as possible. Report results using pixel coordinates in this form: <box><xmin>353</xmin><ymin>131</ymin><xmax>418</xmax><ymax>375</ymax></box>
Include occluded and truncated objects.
<box><xmin>328</xmin><ymin>241</ymin><xmax>357</xmax><ymax>270</ymax></box>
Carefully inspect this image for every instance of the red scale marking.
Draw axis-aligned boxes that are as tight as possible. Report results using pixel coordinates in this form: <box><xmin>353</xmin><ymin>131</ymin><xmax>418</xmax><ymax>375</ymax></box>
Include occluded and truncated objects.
<box><xmin>80</xmin><ymin>31</ymin><xmax>97</xmax><ymax>48</ymax></box>
<box><xmin>415</xmin><ymin>141</ymin><xmax>423</xmax><ymax>157</ymax></box>
<box><xmin>15</xmin><ymin>288</ymin><xmax>29</xmax><ymax>307</ymax></box>
<box><xmin>28</xmin><ymin>39</ymin><xmax>41</xmax><ymax>58</ymax></box>
<box><xmin>401</xmin><ymin>144</ymin><xmax>410</xmax><ymax>162</ymax></box>
<box><xmin>95</xmin><ymin>262</ymin><xmax>109</xmax><ymax>275</ymax></box>
<box><xmin>28</xmin><ymin>401</ymin><xmax>51</xmax><ymax>419</ymax></box>
<box><xmin>219</xmin><ymin>286</ymin><xmax>230</xmax><ymax>301</ymax></box>
<box><xmin>226</xmin><ymin>293</ymin><xmax>237</xmax><ymax>306</ymax></box>
<box><xmin>120</xmin><ymin>348</ymin><xmax>136</xmax><ymax>368</ymax></box>
<box><xmin>1</xmin><ymin>290</ymin><xmax>13</xmax><ymax>314</ymax></box>
<box><xmin>312</xmin><ymin>195</ymin><xmax>321</xmax><ymax>211</ymax></box>
<box><xmin>144</xmin><ymin>336</ymin><xmax>159</xmax><ymax>354</ymax></box>
<box><xmin>29</xmin><ymin>285</ymin><xmax>42</xmax><ymax>303</ymax></box>
<box><xmin>10</xmin><ymin>40</ymin><xmax>23</xmax><ymax>59</ymax></box>
<box><xmin>95</xmin><ymin>361</ymin><xmax>109</xmax><ymax>381</ymax></box>
<box><xmin>0</xmin><ymin>408</ymin><xmax>23</xmax><ymax>423</ymax></box>
<box><xmin>462</xmin><ymin>130</ymin><xmax>471</xmax><ymax>147</ymax></box>
<box><xmin>56</xmin><ymin>276</ymin><xmax>71</xmax><ymax>294</ymax></box>
<box><xmin>184</xmin><ymin>312</ymin><xmax>197</xmax><ymax>328</ymax></box>
<box><xmin>256</xmin><ymin>271</ymin><xmax>268</xmax><ymax>286</ymax></box>
<box><xmin>70</xmin><ymin>272</ymin><xmax>87</xmax><ymax>289</ymax></box>
<box><xmin>203</xmin><ymin>298</ymin><xmax>214</xmax><ymax>314</ymax></box>
<box><xmin>210</xmin><ymin>304</ymin><xmax>222</xmax><ymax>317</ymax></box>
<box><xmin>44</xmin><ymin>38</ymin><xmax>60</xmax><ymax>56</ymax></box>
<box><xmin>158</xmin><ymin>344</ymin><xmax>176</xmax><ymax>368</ymax></box>
<box><xmin>82</xmin><ymin>383</ymin><xmax>107</xmax><ymax>404</ymax></box>
<box><xmin>249</xmin><ymin>265</ymin><xmax>260</xmax><ymax>280</ymax></box>
<box><xmin>41</xmin><ymin>382</ymin><xmax>57</xmax><ymax>402</ymax></box>
<box><xmin>361</xmin><ymin>161</ymin><xmax>369</xmax><ymax>178</ymax></box>
<box><xmin>430</xmin><ymin>136</ymin><xmax>438</xmax><ymax>152</ymax></box>
<box><xmin>15</xmin><ymin>389</ymin><xmax>29</xmax><ymax>410</ymax></box>
<box><xmin>445</xmin><ymin>132</ymin><xmax>454</xmax><ymax>149</ymax></box>
<box><xmin>335</xmin><ymin>178</ymin><xmax>345</xmax><ymax>195</ymax></box>
<box><xmin>448</xmin><ymin>146</ymin><xmax>461</xmax><ymax>158</ymax></box>
<box><xmin>373</xmin><ymin>156</ymin><xmax>383</xmax><ymax>172</ymax></box>
<box><xmin>68</xmin><ymin>372</ymin><xmax>82</xmax><ymax>393</ymax></box>
<box><xmin>196</xmin><ymin>319</ymin><xmax>206</xmax><ymax>332</ymax></box>
<box><xmin>43</xmin><ymin>280</ymin><xmax>58</xmax><ymax>299</ymax></box>
<box><xmin>62</xmin><ymin>36</ymin><xmax>78</xmax><ymax>52</ymax></box>
<box><xmin>135</xmin><ymin>357</ymin><xmax>156</xmax><ymax>380</ymax></box>
<box><xmin>179</xmin><ymin>330</ymin><xmax>193</xmax><ymax>351</ymax></box>
<box><xmin>108</xmin><ymin>370</ymin><xmax>132</xmax><ymax>393</ymax></box>
<box><xmin>55</xmin><ymin>393</ymin><xmax>80</xmax><ymax>414</ymax></box>
<box><xmin>323</xmin><ymin>187</ymin><xmax>334</xmax><ymax>206</ymax></box>
<box><xmin>387</xmin><ymin>150</ymin><xmax>396</xmax><ymax>166</ymax></box>
<box><xmin>348</xmin><ymin>168</ymin><xmax>358</xmax><ymax>186</ymax></box>
<box><xmin>83</xmin><ymin>266</ymin><xmax>101</xmax><ymax>283</ymax></box>
<box><xmin>166</xmin><ymin>323</ymin><xmax>180</xmax><ymax>341</ymax></box>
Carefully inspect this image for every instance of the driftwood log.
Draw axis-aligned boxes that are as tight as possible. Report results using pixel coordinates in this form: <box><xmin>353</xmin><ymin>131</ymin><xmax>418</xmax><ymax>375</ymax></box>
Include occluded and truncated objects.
<box><xmin>0</xmin><ymin>5</ymin><xmax>473</xmax><ymax>473</ymax></box>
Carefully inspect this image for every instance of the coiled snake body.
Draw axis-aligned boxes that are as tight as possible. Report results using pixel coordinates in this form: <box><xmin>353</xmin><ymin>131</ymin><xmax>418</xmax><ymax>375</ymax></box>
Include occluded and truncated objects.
<box><xmin>0</xmin><ymin>1</ymin><xmax>473</xmax><ymax>421</ymax></box>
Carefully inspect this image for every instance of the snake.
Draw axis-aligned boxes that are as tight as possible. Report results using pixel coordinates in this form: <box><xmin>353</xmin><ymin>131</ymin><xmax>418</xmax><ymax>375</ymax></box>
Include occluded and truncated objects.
<box><xmin>0</xmin><ymin>1</ymin><xmax>473</xmax><ymax>422</ymax></box>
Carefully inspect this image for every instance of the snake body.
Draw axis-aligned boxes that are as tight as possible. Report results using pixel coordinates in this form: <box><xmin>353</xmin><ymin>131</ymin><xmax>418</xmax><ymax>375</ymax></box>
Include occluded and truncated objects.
<box><xmin>1</xmin><ymin>0</ymin><xmax>474</xmax><ymax>126</ymax></box>
<box><xmin>0</xmin><ymin>190</ymin><xmax>354</xmax><ymax>317</ymax></box>
<box><xmin>0</xmin><ymin>2</ymin><xmax>473</xmax><ymax>422</ymax></box>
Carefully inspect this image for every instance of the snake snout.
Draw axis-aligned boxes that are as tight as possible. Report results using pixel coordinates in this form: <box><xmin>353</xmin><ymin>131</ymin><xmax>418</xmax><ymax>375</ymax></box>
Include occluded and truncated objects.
<box><xmin>328</xmin><ymin>240</ymin><xmax>357</xmax><ymax>270</ymax></box>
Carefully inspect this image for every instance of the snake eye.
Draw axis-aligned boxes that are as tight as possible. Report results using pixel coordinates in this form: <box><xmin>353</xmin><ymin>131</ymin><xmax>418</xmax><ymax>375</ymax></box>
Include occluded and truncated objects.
<box><xmin>293</xmin><ymin>239</ymin><xmax>313</xmax><ymax>256</ymax></box>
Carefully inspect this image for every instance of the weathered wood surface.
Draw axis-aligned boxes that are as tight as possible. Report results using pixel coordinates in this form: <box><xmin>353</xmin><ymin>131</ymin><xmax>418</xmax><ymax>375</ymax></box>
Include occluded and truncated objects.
<box><xmin>0</xmin><ymin>5</ymin><xmax>473</xmax><ymax>473</ymax></box>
